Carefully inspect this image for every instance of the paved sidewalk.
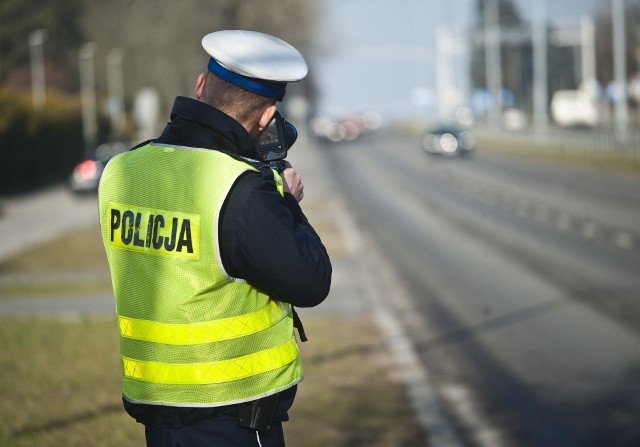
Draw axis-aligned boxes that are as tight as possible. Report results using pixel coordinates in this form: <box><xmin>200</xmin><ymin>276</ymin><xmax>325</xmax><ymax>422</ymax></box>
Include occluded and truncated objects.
<box><xmin>0</xmin><ymin>185</ymin><xmax>98</xmax><ymax>263</ymax></box>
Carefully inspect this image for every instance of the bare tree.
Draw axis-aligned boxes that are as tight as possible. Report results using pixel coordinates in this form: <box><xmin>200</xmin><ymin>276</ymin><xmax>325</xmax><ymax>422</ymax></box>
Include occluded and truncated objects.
<box><xmin>80</xmin><ymin>0</ymin><xmax>320</xmax><ymax>117</ymax></box>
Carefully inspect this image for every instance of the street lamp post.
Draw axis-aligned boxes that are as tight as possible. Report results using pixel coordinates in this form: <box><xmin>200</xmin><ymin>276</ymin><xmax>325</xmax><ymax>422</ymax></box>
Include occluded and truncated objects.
<box><xmin>436</xmin><ymin>27</ymin><xmax>467</xmax><ymax>121</ymax></box>
<box><xmin>79</xmin><ymin>43</ymin><xmax>98</xmax><ymax>156</ymax></box>
<box><xmin>29</xmin><ymin>29</ymin><xmax>47</xmax><ymax>109</ymax></box>
<box><xmin>580</xmin><ymin>16</ymin><xmax>596</xmax><ymax>89</ymax></box>
<box><xmin>484</xmin><ymin>0</ymin><xmax>503</xmax><ymax>128</ymax></box>
<box><xmin>106</xmin><ymin>48</ymin><xmax>126</xmax><ymax>135</ymax></box>
<box><xmin>612</xmin><ymin>0</ymin><xmax>628</xmax><ymax>141</ymax></box>
<box><xmin>532</xmin><ymin>0</ymin><xmax>549</xmax><ymax>141</ymax></box>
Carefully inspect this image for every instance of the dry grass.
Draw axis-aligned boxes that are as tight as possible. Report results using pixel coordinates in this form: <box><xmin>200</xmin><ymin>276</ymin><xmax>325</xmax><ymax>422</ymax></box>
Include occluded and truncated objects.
<box><xmin>0</xmin><ymin>316</ymin><xmax>424</xmax><ymax>447</ymax></box>
<box><xmin>0</xmin><ymin>226</ymin><xmax>109</xmax><ymax>274</ymax></box>
<box><xmin>0</xmin><ymin>224</ymin><xmax>426</xmax><ymax>446</ymax></box>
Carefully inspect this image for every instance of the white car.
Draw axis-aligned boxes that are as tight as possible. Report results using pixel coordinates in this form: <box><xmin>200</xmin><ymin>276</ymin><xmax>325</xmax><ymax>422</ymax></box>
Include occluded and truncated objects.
<box><xmin>550</xmin><ymin>90</ymin><xmax>599</xmax><ymax>128</ymax></box>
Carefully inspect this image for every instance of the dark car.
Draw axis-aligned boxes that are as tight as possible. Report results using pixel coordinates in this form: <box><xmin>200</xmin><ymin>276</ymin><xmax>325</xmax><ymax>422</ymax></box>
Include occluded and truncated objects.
<box><xmin>68</xmin><ymin>142</ymin><xmax>129</xmax><ymax>193</ymax></box>
<box><xmin>421</xmin><ymin>125</ymin><xmax>475</xmax><ymax>157</ymax></box>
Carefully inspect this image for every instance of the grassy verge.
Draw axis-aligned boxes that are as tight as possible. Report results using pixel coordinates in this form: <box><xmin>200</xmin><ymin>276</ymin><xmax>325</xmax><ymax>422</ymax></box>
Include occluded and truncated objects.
<box><xmin>0</xmin><ymin>227</ymin><xmax>109</xmax><ymax>274</ymax></box>
<box><xmin>473</xmin><ymin>133</ymin><xmax>640</xmax><ymax>173</ymax></box>
<box><xmin>0</xmin><ymin>316</ymin><xmax>424</xmax><ymax>447</ymax></box>
<box><xmin>0</xmin><ymin>317</ymin><xmax>134</xmax><ymax>447</ymax></box>
<box><xmin>0</xmin><ymin>226</ymin><xmax>112</xmax><ymax>298</ymax></box>
<box><xmin>0</xmin><ymin>224</ymin><xmax>425</xmax><ymax>446</ymax></box>
<box><xmin>288</xmin><ymin>318</ymin><xmax>425</xmax><ymax>447</ymax></box>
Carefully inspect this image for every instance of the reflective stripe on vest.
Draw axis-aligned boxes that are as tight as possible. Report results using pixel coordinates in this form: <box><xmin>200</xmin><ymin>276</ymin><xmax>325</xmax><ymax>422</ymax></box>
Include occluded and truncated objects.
<box><xmin>122</xmin><ymin>336</ymin><xmax>298</xmax><ymax>385</ymax></box>
<box><xmin>118</xmin><ymin>300</ymin><xmax>286</xmax><ymax>345</ymax></box>
<box><xmin>272</xmin><ymin>169</ymin><xmax>284</xmax><ymax>196</ymax></box>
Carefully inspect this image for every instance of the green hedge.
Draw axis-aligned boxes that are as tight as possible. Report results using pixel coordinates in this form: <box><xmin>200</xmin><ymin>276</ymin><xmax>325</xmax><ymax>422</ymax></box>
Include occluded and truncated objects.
<box><xmin>0</xmin><ymin>89</ymin><xmax>91</xmax><ymax>194</ymax></box>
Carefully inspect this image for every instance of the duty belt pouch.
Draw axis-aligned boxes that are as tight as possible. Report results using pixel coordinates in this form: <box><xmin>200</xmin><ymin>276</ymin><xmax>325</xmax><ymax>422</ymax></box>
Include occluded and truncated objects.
<box><xmin>237</xmin><ymin>394</ymin><xmax>279</xmax><ymax>432</ymax></box>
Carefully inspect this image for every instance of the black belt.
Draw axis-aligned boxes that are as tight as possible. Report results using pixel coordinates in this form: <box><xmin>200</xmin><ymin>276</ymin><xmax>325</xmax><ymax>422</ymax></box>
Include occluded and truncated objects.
<box><xmin>123</xmin><ymin>394</ymin><xmax>279</xmax><ymax>431</ymax></box>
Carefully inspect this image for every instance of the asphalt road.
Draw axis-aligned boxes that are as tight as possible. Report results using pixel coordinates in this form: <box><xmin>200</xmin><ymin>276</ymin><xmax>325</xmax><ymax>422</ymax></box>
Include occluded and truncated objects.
<box><xmin>324</xmin><ymin>130</ymin><xmax>640</xmax><ymax>447</ymax></box>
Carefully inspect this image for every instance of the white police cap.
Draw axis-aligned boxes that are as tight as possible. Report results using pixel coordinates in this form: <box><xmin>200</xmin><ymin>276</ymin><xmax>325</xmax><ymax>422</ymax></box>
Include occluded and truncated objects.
<box><xmin>202</xmin><ymin>30</ymin><xmax>308</xmax><ymax>99</ymax></box>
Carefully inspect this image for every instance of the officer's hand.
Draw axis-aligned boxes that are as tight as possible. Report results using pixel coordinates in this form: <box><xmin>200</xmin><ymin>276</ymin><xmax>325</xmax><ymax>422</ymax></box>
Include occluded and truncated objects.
<box><xmin>281</xmin><ymin>161</ymin><xmax>304</xmax><ymax>203</ymax></box>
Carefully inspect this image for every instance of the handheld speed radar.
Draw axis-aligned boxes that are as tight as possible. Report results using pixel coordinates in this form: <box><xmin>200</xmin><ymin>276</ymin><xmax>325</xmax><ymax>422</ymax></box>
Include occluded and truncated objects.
<box><xmin>255</xmin><ymin>111</ymin><xmax>298</xmax><ymax>172</ymax></box>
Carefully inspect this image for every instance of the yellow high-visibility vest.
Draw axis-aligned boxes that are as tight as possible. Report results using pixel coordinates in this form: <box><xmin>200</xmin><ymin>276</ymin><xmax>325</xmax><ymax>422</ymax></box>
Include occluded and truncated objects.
<box><xmin>98</xmin><ymin>142</ymin><xmax>301</xmax><ymax>407</ymax></box>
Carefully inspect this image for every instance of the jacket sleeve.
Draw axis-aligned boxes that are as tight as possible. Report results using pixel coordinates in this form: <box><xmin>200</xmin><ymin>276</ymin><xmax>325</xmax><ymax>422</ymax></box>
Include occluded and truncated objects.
<box><xmin>219</xmin><ymin>170</ymin><xmax>332</xmax><ymax>308</ymax></box>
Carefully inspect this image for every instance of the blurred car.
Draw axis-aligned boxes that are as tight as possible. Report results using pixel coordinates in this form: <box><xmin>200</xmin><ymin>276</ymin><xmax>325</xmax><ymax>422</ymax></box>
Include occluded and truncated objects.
<box><xmin>421</xmin><ymin>125</ymin><xmax>475</xmax><ymax>156</ymax></box>
<box><xmin>310</xmin><ymin>110</ymin><xmax>382</xmax><ymax>143</ymax></box>
<box><xmin>69</xmin><ymin>142</ymin><xmax>129</xmax><ymax>193</ymax></box>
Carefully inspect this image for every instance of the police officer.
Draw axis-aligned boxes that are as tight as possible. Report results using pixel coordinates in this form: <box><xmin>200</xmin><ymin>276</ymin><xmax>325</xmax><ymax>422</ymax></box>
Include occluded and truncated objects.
<box><xmin>98</xmin><ymin>30</ymin><xmax>332</xmax><ymax>447</ymax></box>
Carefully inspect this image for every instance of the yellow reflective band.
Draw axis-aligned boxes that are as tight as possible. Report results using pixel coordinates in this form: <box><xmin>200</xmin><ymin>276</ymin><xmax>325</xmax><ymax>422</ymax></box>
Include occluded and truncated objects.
<box><xmin>272</xmin><ymin>170</ymin><xmax>285</xmax><ymax>197</ymax></box>
<box><xmin>122</xmin><ymin>337</ymin><xmax>299</xmax><ymax>385</ymax></box>
<box><xmin>119</xmin><ymin>301</ymin><xmax>287</xmax><ymax>345</ymax></box>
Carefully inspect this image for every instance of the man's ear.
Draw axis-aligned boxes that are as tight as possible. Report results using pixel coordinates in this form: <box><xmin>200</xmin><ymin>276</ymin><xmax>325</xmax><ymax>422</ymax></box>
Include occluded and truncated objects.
<box><xmin>194</xmin><ymin>73</ymin><xmax>207</xmax><ymax>100</ymax></box>
<box><xmin>258</xmin><ymin>105</ymin><xmax>277</xmax><ymax>131</ymax></box>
